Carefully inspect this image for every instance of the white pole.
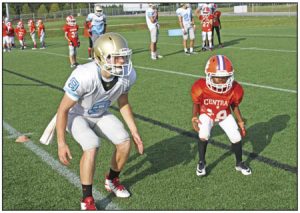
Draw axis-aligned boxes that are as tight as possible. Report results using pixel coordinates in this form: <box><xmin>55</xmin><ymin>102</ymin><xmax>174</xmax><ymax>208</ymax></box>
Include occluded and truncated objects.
<box><xmin>6</xmin><ymin>3</ymin><xmax>10</xmax><ymax>19</ymax></box>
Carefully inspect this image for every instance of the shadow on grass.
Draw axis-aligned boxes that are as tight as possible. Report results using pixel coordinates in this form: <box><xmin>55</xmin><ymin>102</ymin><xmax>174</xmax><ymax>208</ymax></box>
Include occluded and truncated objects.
<box><xmin>123</xmin><ymin>114</ymin><xmax>291</xmax><ymax>187</ymax></box>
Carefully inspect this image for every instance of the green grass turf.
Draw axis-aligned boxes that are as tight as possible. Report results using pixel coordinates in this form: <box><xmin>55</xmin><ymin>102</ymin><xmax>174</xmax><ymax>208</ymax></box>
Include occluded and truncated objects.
<box><xmin>3</xmin><ymin>15</ymin><xmax>297</xmax><ymax>210</ymax></box>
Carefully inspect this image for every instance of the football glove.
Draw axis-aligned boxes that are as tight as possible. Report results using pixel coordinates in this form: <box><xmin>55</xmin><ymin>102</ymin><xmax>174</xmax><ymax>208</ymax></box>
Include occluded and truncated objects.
<box><xmin>192</xmin><ymin>116</ymin><xmax>201</xmax><ymax>132</ymax></box>
<box><xmin>238</xmin><ymin>121</ymin><xmax>246</xmax><ymax>137</ymax></box>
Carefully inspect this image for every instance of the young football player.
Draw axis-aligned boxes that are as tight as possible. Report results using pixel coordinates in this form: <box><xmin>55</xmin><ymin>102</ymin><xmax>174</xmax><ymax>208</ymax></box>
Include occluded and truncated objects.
<box><xmin>145</xmin><ymin>3</ymin><xmax>163</xmax><ymax>60</ymax></box>
<box><xmin>6</xmin><ymin>22</ymin><xmax>14</xmax><ymax>52</ymax></box>
<box><xmin>176</xmin><ymin>3</ymin><xmax>196</xmax><ymax>55</ymax></box>
<box><xmin>199</xmin><ymin>7</ymin><xmax>214</xmax><ymax>51</ymax></box>
<box><xmin>37</xmin><ymin>19</ymin><xmax>46</xmax><ymax>49</ymax></box>
<box><xmin>56</xmin><ymin>33</ymin><xmax>144</xmax><ymax>210</ymax></box>
<box><xmin>191</xmin><ymin>55</ymin><xmax>251</xmax><ymax>176</ymax></box>
<box><xmin>28</xmin><ymin>19</ymin><xmax>37</xmax><ymax>49</ymax></box>
<box><xmin>2</xmin><ymin>20</ymin><xmax>8</xmax><ymax>52</ymax></box>
<box><xmin>15</xmin><ymin>21</ymin><xmax>26</xmax><ymax>50</ymax></box>
<box><xmin>211</xmin><ymin>4</ymin><xmax>223</xmax><ymax>48</ymax></box>
<box><xmin>86</xmin><ymin>4</ymin><xmax>106</xmax><ymax>44</ymax></box>
<box><xmin>83</xmin><ymin>20</ymin><xmax>93</xmax><ymax>60</ymax></box>
<box><xmin>64</xmin><ymin>15</ymin><xmax>80</xmax><ymax>68</ymax></box>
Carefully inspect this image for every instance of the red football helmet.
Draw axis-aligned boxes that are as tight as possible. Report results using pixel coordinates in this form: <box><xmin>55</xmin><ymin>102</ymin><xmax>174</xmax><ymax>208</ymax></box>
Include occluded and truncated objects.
<box><xmin>205</xmin><ymin>55</ymin><xmax>234</xmax><ymax>94</ymax></box>
<box><xmin>66</xmin><ymin>15</ymin><xmax>76</xmax><ymax>26</ymax></box>
<box><xmin>28</xmin><ymin>19</ymin><xmax>33</xmax><ymax>26</ymax></box>
<box><xmin>202</xmin><ymin>6</ymin><xmax>211</xmax><ymax>15</ymax></box>
<box><xmin>17</xmin><ymin>21</ymin><xmax>24</xmax><ymax>29</ymax></box>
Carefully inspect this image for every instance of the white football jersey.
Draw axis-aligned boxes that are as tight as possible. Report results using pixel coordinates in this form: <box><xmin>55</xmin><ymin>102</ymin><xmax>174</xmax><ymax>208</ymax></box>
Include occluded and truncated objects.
<box><xmin>86</xmin><ymin>13</ymin><xmax>106</xmax><ymax>35</ymax></box>
<box><xmin>176</xmin><ymin>7</ymin><xmax>193</xmax><ymax>28</ymax></box>
<box><xmin>63</xmin><ymin>62</ymin><xmax>136</xmax><ymax>117</ymax></box>
<box><xmin>145</xmin><ymin>7</ymin><xmax>158</xmax><ymax>30</ymax></box>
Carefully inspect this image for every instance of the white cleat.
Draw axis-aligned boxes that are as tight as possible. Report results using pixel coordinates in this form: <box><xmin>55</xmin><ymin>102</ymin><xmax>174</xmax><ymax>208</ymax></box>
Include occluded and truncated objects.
<box><xmin>156</xmin><ymin>54</ymin><xmax>163</xmax><ymax>59</ymax></box>
<box><xmin>105</xmin><ymin>176</ymin><xmax>130</xmax><ymax>198</ymax></box>
<box><xmin>235</xmin><ymin>162</ymin><xmax>252</xmax><ymax>175</ymax></box>
<box><xmin>196</xmin><ymin>161</ymin><xmax>206</xmax><ymax>176</ymax></box>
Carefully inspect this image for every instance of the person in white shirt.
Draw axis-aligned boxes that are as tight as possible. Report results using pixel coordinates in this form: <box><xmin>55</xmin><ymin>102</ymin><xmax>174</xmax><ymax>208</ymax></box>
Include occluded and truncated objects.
<box><xmin>176</xmin><ymin>3</ymin><xmax>196</xmax><ymax>55</ymax></box>
<box><xmin>56</xmin><ymin>33</ymin><xmax>144</xmax><ymax>210</ymax></box>
<box><xmin>145</xmin><ymin>3</ymin><xmax>163</xmax><ymax>60</ymax></box>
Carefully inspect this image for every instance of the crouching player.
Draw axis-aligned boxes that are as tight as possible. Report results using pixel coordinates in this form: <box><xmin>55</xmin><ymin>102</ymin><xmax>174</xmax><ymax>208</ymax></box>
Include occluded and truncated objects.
<box><xmin>64</xmin><ymin>15</ymin><xmax>80</xmax><ymax>68</ymax></box>
<box><xmin>191</xmin><ymin>55</ymin><xmax>251</xmax><ymax>176</ymax></box>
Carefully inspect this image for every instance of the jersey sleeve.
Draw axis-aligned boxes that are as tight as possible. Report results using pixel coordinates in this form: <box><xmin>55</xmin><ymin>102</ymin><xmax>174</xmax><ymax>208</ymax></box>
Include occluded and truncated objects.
<box><xmin>86</xmin><ymin>13</ymin><xmax>93</xmax><ymax>21</ymax></box>
<box><xmin>191</xmin><ymin>80</ymin><xmax>203</xmax><ymax>104</ymax></box>
<box><xmin>232</xmin><ymin>83</ymin><xmax>244</xmax><ymax>107</ymax></box>
<box><xmin>176</xmin><ymin>8</ymin><xmax>181</xmax><ymax>17</ymax></box>
<box><xmin>63</xmin><ymin>67</ymin><xmax>90</xmax><ymax>101</ymax></box>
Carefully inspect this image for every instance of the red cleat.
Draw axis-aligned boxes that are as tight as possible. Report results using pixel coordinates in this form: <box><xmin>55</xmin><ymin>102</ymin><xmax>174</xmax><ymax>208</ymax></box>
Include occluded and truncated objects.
<box><xmin>80</xmin><ymin>196</ymin><xmax>97</xmax><ymax>210</ymax></box>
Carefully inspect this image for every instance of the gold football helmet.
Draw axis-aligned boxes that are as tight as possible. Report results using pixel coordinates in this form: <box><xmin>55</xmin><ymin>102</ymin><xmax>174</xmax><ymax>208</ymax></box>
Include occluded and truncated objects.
<box><xmin>94</xmin><ymin>5</ymin><xmax>103</xmax><ymax>16</ymax></box>
<box><xmin>93</xmin><ymin>33</ymin><xmax>132</xmax><ymax>77</ymax></box>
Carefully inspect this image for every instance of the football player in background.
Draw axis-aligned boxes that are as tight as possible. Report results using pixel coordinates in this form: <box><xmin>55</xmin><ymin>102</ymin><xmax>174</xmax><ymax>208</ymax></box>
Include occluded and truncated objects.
<box><xmin>64</xmin><ymin>15</ymin><xmax>80</xmax><ymax>68</ymax></box>
<box><xmin>28</xmin><ymin>19</ymin><xmax>37</xmax><ymax>49</ymax></box>
<box><xmin>37</xmin><ymin>19</ymin><xmax>46</xmax><ymax>49</ymax></box>
<box><xmin>211</xmin><ymin>3</ymin><xmax>223</xmax><ymax>48</ymax></box>
<box><xmin>6</xmin><ymin>21</ymin><xmax>14</xmax><ymax>52</ymax></box>
<box><xmin>56</xmin><ymin>33</ymin><xmax>144</xmax><ymax>210</ymax></box>
<box><xmin>199</xmin><ymin>6</ymin><xmax>213</xmax><ymax>51</ymax></box>
<box><xmin>15</xmin><ymin>21</ymin><xmax>26</xmax><ymax>50</ymax></box>
<box><xmin>145</xmin><ymin>3</ymin><xmax>163</xmax><ymax>60</ymax></box>
<box><xmin>191</xmin><ymin>55</ymin><xmax>251</xmax><ymax>177</ymax></box>
<box><xmin>2</xmin><ymin>19</ymin><xmax>8</xmax><ymax>52</ymax></box>
<box><xmin>86</xmin><ymin>4</ymin><xmax>106</xmax><ymax>44</ymax></box>
<box><xmin>83</xmin><ymin>20</ymin><xmax>93</xmax><ymax>60</ymax></box>
<box><xmin>176</xmin><ymin>3</ymin><xmax>196</xmax><ymax>55</ymax></box>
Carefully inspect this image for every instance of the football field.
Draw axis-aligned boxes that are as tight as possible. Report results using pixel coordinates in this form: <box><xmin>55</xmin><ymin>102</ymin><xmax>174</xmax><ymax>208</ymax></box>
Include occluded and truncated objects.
<box><xmin>2</xmin><ymin>15</ymin><xmax>297</xmax><ymax>210</ymax></box>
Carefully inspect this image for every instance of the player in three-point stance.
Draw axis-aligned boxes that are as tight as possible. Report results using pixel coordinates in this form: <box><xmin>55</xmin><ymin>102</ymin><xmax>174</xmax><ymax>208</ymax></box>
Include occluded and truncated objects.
<box><xmin>191</xmin><ymin>55</ymin><xmax>251</xmax><ymax>177</ymax></box>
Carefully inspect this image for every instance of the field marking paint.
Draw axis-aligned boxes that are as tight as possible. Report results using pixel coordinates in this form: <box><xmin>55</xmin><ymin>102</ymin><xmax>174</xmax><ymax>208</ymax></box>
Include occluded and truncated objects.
<box><xmin>31</xmin><ymin>50</ymin><xmax>297</xmax><ymax>94</ymax></box>
<box><xmin>5</xmin><ymin>132</ymin><xmax>33</xmax><ymax>139</ymax></box>
<box><xmin>3</xmin><ymin>121</ymin><xmax>120</xmax><ymax>210</ymax></box>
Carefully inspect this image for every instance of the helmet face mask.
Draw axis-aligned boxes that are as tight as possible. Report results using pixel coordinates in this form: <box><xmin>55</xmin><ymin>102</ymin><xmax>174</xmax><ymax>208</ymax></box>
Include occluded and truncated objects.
<box><xmin>205</xmin><ymin>55</ymin><xmax>234</xmax><ymax>94</ymax></box>
<box><xmin>94</xmin><ymin>5</ymin><xmax>103</xmax><ymax>16</ymax></box>
<box><xmin>94</xmin><ymin>33</ymin><xmax>133</xmax><ymax>77</ymax></box>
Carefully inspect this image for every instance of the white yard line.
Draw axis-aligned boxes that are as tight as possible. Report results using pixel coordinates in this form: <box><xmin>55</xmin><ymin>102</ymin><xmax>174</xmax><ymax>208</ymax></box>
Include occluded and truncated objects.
<box><xmin>31</xmin><ymin>50</ymin><xmax>297</xmax><ymax>94</ymax></box>
<box><xmin>3</xmin><ymin>121</ymin><xmax>120</xmax><ymax>210</ymax></box>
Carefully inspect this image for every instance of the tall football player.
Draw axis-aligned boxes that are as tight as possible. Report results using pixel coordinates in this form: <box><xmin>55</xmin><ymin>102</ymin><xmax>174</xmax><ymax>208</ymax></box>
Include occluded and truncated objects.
<box><xmin>191</xmin><ymin>55</ymin><xmax>251</xmax><ymax>176</ymax></box>
<box><xmin>56</xmin><ymin>33</ymin><xmax>144</xmax><ymax>210</ymax></box>
<box><xmin>64</xmin><ymin>15</ymin><xmax>80</xmax><ymax>68</ymax></box>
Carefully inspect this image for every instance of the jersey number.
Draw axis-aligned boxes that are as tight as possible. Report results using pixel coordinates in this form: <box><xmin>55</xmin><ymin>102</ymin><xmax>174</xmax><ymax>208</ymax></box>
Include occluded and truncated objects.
<box><xmin>207</xmin><ymin>109</ymin><xmax>227</xmax><ymax>122</ymax></box>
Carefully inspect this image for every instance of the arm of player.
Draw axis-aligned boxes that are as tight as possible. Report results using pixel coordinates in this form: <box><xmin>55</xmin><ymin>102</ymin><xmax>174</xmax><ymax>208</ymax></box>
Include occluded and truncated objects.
<box><xmin>118</xmin><ymin>93</ymin><xmax>144</xmax><ymax>155</ymax></box>
<box><xmin>56</xmin><ymin>94</ymin><xmax>77</xmax><ymax>165</ymax></box>
<box><xmin>64</xmin><ymin>32</ymin><xmax>71</xmax><ymax>45</ymax></box>
<box><xmin>195</xmin><ymin>8</ymin><xmax>201</xmax><ymax>18</ymax></box>
<box><xmin>232</xmin><ymin>105</ymin><xmax>246</xmax><ymax>137</ymax></box>
<box><xmin>192</xmin><ymin>103</ymin><xmax>201</xmax><ymax>132</ymax></box>
<box><xmin>178</xmin><ymin>16</ymin><xmax>186</xmax><ymax>34</ymax></box>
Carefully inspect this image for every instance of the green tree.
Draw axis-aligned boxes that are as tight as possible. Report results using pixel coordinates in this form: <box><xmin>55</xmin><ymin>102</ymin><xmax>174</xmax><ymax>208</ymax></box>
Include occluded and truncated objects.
<box><xmin>21</xmin><ymin>4</ymin><xmax>32</xmax><ymax>14</ymax></box>
<box><xmin>63</xmin><ymin>3</ymin><xmax>71</xmax><ymax>10</ymax></box>
<box><xmin>9</xmin><ymin>5</ymin><xmax>17</xmax><ymax>15</ymax></box>
<box><xmin>37</xmin><ymin>4</ymin><xmax>48</xmax><ymax>15</ymax></box>
<box><xmin>76</xmin><ymin>3</ymin><xmax>88</xmax><ymax>9</ymax></box>
<box><xmin>49</xmin><ymin>3</ymin><xmax>60</xmax><ymax>13</ymax></box>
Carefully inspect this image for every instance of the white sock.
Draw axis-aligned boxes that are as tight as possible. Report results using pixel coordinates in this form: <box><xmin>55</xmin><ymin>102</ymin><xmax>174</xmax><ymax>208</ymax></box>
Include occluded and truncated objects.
<box><xmin>190</xmin><ymin>48</ymin><xmax>193</xmax><ymax>52</ymax></box>
<box><xmin>184</xmin><ymin>48</ymin><xmax>188</xmax><ymax>52</ymax></box>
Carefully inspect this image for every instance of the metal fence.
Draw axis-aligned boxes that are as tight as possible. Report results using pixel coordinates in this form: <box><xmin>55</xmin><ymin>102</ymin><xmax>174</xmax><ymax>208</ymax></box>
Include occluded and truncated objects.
<box><xmin>8</xmin><ymin>3</ymin><xmax>297</xmax><ymax>23</ymax></box>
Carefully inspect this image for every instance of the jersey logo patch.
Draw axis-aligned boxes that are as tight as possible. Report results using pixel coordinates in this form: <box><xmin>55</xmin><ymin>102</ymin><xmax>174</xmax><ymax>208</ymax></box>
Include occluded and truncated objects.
<box><xmin>68</xmin><ymin>77</ymin><xmax>79</xmax><ymax>91</ymax></box>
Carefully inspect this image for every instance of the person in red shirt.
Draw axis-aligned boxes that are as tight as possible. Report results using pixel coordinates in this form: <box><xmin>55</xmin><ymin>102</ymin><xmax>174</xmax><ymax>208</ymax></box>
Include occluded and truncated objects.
<box><xmin>199</xmin><ymin>7</ymin><xmax>214</xmax><ymax>51</ymax></box>
<box><xmin>37</xmin><ymin>19</ymin><xmax>46</xmax><ymax>49</ymax></box>
<box><xmin>28</xmin><ymin>19</ymin><xmax>37</xmax><ymax>49</ymax></box>
<box><xmin>15</xmin><ymin>21</ymin><xmax>27</xmax><ymax>50</ymax></box>
<box><xmin>64</xmin><ymin>15</ymin><xmax>80</xmax><ymax>68</ymax></box>
<box><xmin>211</xmin><ymin>4</ymin><xmax>223</xmax><ymax>48</ymax></box>
<box><xmin>83</xmin><ymin>20</ymin><xmax>93</xmax><ymax>60</ymax></box>
<box><xmin>191</xmin><ymin>55</ymin><xmax>251</xmax><ymax>176</ymax></box>
<box><xmin>2</xmin><ymin>20</ymin><xmax>8</xmax><ymax>52</ymax></box>
<box><xmin>6</xmin><ymin>22</ymin><xmax>14</xmax><ymax>52</ymax></box>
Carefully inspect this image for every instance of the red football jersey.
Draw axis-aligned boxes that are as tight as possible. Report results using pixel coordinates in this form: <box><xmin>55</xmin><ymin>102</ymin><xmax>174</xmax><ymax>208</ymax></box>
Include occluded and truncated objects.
<box><xmin>7</xmin><ymin>26</ymin><xmax>14</xmax><ymax>37</ymax></box>
<box><xmin>38</xmin><ymin>24</ymin><xmax>45</xmax><ymax>37</ymax></box>
<box><xmin>29</xmin><ymin>23</ymin><xmax>36</xmax><ymax>34</ymax></box>
<box><xmin>64</xmin><ymin>24</ymin><xmax>79</xmax><ymax>47</ymax></box>
<box><xmin>199</xmin><ymin>14</ymin><xmax>214</xmax><ymax>32</ymax></box>
<box><xmin>2</xmin><ymin>23</ymin><xmax>8</xmax><ymax>37</ymax></box>
<box><xmin>15</xmin><ymin>28</ymin><xmax>27</xmax><ymax>40</ymax></box>
<box><xmin>191</xmin><ymin>78</ymin><xmax>244</xmax><ymax>122</ymax></box>
<box><xmin>212</xmin><ymin>11</ymin><xmax>221</xmax><ymax>27</ymax></box>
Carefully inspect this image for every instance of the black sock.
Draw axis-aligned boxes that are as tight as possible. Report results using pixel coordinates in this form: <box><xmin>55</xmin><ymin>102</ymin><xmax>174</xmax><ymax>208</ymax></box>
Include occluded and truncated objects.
<box><xmin>232</xmin><ymin>142</ymin><xmax>242</xmax><ymax>164</ymax></box>
<box><xmin>108</xmin><ymin>168</ymin><xmax>120</xmax><ymax>180</ymax></box>
<box><xmin>198</xmin><ymin>140</ymin><xmax>208</xmax><ymax>162</ymax></box>
<box><xmin>82</xmin><ymin>184</ymin><xmax>93</xmax><ymax>199</ymax></box>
